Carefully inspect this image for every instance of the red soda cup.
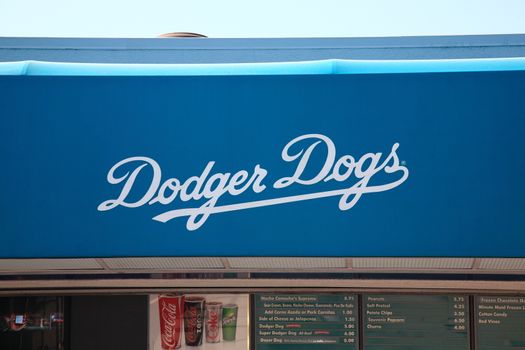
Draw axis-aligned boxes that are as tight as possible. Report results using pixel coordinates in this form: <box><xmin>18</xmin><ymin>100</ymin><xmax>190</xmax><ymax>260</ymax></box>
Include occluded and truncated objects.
<box><xmin>158</xmin><ymin>294</ymin><xmax>184</xmax><ymax>349</ymax></box>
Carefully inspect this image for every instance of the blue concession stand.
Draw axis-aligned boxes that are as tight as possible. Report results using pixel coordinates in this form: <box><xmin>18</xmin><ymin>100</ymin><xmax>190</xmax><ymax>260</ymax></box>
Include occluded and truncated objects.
<box><xmin>1</xmin><ymin>35</ymin><xmax>525</xmax><ymax>350</ymax></box>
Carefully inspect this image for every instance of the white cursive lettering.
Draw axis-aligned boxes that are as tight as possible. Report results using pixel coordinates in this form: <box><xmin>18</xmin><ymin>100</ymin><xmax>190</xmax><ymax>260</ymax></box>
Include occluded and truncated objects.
<box><xmin>98</xmin><ymin>134</ymin><xmax>409</xmax><ymax>230</ymax></box>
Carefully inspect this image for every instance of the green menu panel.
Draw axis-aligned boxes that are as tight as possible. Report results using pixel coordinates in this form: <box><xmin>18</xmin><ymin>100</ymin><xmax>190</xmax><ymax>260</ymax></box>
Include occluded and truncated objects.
<box><xmin>363</xmin><ymin>294</ymin><xmax>469</xmax><ymax>350</ymax></box>
<box><xmin>476</xmin><ymin>296</ymin><xmax>525</xmax><ymax>349</ymax></box>
<box><xmin>254</xmin><ymin>294</ymin><xmax>358</xmax><ymax>350</ymax></box>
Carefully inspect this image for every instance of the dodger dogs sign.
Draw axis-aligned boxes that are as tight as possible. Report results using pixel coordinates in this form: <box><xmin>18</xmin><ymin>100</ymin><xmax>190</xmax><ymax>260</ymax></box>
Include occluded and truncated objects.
<box><xmin>98</xmin><ymin>134</ymin><xmax>409</xmax><ymax>230</ymax></box>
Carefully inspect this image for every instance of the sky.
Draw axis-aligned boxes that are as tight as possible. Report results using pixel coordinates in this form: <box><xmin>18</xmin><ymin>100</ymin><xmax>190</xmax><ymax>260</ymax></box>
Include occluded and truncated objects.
<box><xmin>0</xmin><ymin>0</ymin><xmax>524</xmax><ymax>38</ymax></box>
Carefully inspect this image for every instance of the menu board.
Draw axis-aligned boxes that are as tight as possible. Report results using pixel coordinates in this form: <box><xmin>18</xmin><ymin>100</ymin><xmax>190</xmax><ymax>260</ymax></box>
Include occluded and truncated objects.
<box><xmin>476</xmin><ymin>295</ymin><xmax>525</xmax><ymax>349</ymax></box>
<box><xmin>363</xmin><ymin>294</ymin><xmax>469</xmax><ymax>350</ymax></box>
<box><xmin>254</xmin><ymin>294</ymin><xmax>358</xmax><ymax>350</ymax></box>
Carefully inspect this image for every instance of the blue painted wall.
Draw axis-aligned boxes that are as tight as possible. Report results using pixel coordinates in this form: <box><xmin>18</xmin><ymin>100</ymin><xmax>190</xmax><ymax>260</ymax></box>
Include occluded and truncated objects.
<box><xmin>1</xmin><ymin>66</ymin><xmax>524</xmax><ymax>258</ymax></box>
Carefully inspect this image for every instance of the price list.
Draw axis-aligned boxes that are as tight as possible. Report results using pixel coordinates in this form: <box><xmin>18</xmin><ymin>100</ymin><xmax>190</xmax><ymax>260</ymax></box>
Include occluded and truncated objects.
<box><xmin>476</xmin><ymin>295</ymin><xmax>525</xmax><ymax>349</ymax></box>
<box><xmin>363</xmin><ymin>294</ymin><xmax>469</xmax><ymax>350</ymax></box>
<box><xmin>254</xmin><ymin>294</ymin><xmax>358</xmax><ymax>350</ymax></box>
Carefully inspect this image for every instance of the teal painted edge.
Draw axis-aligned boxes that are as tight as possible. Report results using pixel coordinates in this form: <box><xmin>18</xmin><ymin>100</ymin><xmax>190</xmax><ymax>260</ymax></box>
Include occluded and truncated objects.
<box><xmin>0</xmin><ymin>58</ymin><xmax>525</xmax><ymax>76</ymax></box>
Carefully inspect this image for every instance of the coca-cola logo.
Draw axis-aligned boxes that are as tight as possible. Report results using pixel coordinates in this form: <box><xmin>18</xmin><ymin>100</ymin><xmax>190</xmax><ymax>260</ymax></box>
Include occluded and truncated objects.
<box><xmin>207</xmin><ymin>310</ymin><xmax>219</xmax><ymax>337</ymax></box>
<box><xmin>160</xmin><ymin>300</ymin><xmax>180</xmax><ymax>349</ymax></box>
<box><xmin>185</xmin><ymin>307</ymin><xmax>202</xmax><ymax>342</ymax></box>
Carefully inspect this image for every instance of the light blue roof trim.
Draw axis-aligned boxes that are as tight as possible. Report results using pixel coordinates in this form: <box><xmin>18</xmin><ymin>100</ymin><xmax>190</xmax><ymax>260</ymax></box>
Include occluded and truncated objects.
<box><xmin>1</xmin><ymin>58</ymin><xmax>525</xmax><ymax>76</ymax></box>
<box><xmin>334</xmin><ymin>57</ymin><xmax>525</xmax><ymax>74</ymax></box>
<box><xmin>0</xmin><ymin>61</ymin><xmax>30</xmax><ymax>75</ymax></box>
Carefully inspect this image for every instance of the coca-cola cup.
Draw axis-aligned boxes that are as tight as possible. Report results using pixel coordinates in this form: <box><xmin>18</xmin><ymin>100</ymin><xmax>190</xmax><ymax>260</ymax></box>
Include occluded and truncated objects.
<box><xmin>205</xmin><ymin>302</ymin><xmax>223</xmax><ymax>343</ymax></box>
<box><xmin>158</xmin><ymin>294</ymin><xmax>184</xmax><ymax>350</ymax></box>
<box><xmin>184</xmin><ymin>296</ymin><xmax>206</xmax><ymax>346</ymax></box>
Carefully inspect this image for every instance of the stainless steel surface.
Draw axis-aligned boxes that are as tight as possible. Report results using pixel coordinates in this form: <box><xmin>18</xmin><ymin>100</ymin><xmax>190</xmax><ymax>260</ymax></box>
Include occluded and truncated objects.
<box><xmin>2</xmin><ymin>257</ymin><xmax>525</xmax><ymax>275</ymax></box>
<box><xmin>2</xmin><ymin>278</ymin><xmax>525</xmax><ymax>295</ymax></box>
